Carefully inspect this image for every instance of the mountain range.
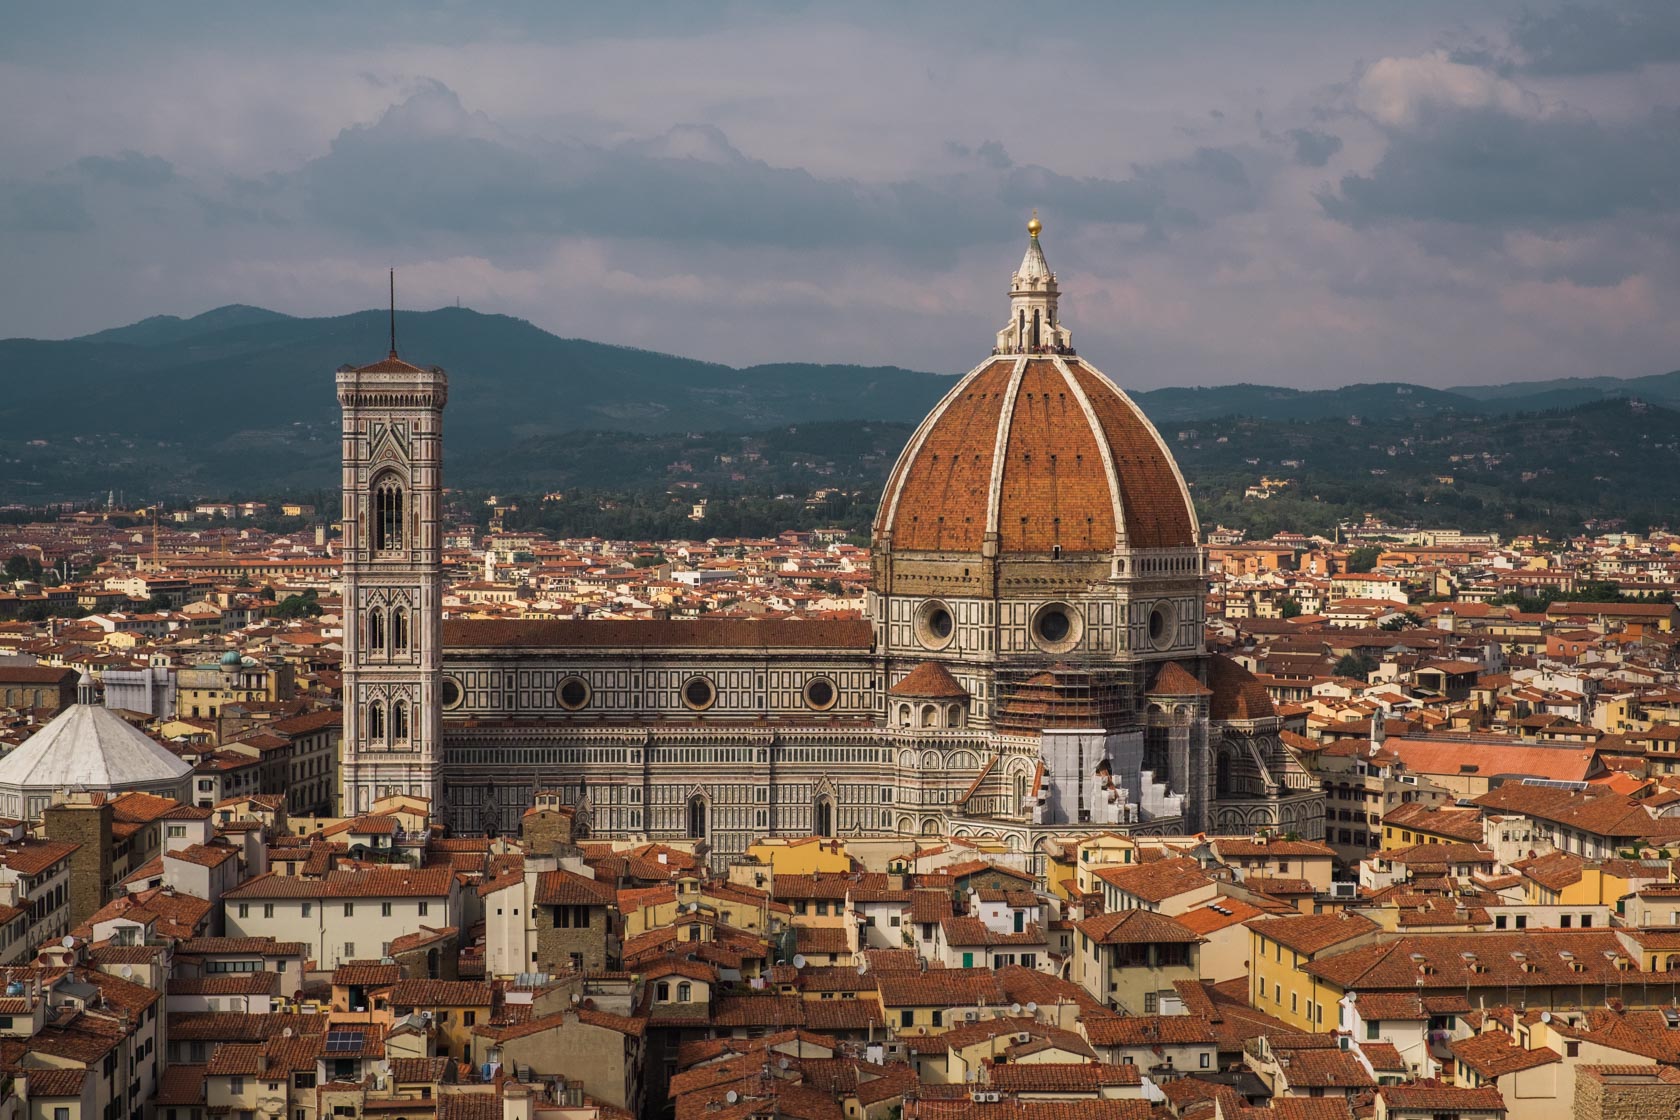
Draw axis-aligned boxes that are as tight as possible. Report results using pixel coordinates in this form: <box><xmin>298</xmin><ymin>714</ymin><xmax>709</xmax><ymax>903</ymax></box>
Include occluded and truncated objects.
<box><xmin>2</xmin><ymin>304</ymin><xmax>1677</xmax><ymax>518</ymax></box>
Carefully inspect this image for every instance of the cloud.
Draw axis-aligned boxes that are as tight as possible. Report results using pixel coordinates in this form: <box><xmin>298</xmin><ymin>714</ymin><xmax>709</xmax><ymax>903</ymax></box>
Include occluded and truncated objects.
<box><xmin>1287</xmin><ymin>128</ymin><xmax>1342</xmax><ymax>167</ymax></box>
<box><xmin>290</xmin><ymin>84</ymin><xmax>1264</xmax><ymax>260</ymax></box>
<box><xmin>1510</xmin><ymin>1</ymin><xmax>1680</xmax><ymax>74</ymax></box>
<box><xmin>1319</xmin><ymin>104</ymin><xmax>1680</xmax><ymax>230</ymax></box>
<box><xmin>0</xmin><ymin>181</ymin><xmax>91</xmax><ymax>232</ymax></box>
<box><xmin>75</xmin><ymin>151</ymin><xmax>175</xmax><ymax>188</ymax></box>
<box><xmin>2</xmin><ymin>6</ymin><xmax>1679</xmax><ymax>391</ymax></box>
<box><xmin>1354</xmin><ymin>51</ymin><xmax>1539</xmax><ymax>129</ymax></box>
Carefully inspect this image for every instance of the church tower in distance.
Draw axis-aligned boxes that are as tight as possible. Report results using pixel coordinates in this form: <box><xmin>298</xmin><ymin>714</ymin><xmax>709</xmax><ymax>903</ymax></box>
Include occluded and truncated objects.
<box><xmin>335</xmin><ymin>323</ymin><xmax>448</xmax><ymax>818</ymax></box>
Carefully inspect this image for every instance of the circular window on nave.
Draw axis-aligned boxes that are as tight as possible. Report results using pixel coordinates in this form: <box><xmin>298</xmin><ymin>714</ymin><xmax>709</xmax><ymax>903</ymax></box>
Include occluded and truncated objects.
<box><xmin>682</xmin><ymin>675</ymin><xmax>718</xmax><ymax>711</ymax></box>
<box><xmin>915</xmin><ymin>600</ymin><xmax>956</xmax><ymax>650</ymax></box>
<box><xmin>556</xmin><ymin>676</ymin><xmax>592</xmax><ymax>711</ymax></box>
<box><xmin>441</xmin><ymin>676</ymin><xmax>463</xmax><ymax>710</ymax></box>
<box><xmin>804</xmin><ymin>677</ymin><xmax>838</xmax><ymax>711</ymax></box>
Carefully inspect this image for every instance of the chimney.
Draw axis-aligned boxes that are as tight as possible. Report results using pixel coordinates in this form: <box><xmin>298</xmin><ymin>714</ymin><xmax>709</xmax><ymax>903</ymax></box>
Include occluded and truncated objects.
<box><xmin>1369</xmin><ymin>709</ymin><xmax>1386</xmax><ymax>755</ymax></box>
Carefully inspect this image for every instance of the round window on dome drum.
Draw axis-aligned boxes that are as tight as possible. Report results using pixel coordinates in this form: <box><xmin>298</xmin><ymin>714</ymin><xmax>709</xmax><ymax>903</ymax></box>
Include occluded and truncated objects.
<box><xmin>914</xmin><ymin>600</ymin><xmax>957</xmax><ymax>650</ymax></box>
<box><xmin>1037</xmin><ymin>608</ymin><xmax>1070</xmax><ymax>642</ymax></box>
<box><xmin>556</xmin><ymin>676</ymin><xmax>591</xmax><ymax>711</ymax></box>
<box><xmin>441</xmin><ymin>677</ymin><xmax>463</xmax><ymax>710</ymax></box>
<box><xmin>1149</xmin><ymin>601</ymin><xmax>1176</xmax><ymax>650</ymax></box>
<box><xmin>1030</xmin><ymin>602</ymin><xmax>1082</xmax><ymax>653</ymax></box>
<box><xmin>804</xmin><ymin>677</ymin><xmax>837</xmax><ymax>711</ymax></box>
<box><xmin>682</xmin><ymin>676</ymin><xmax>717</xmax><ymax>711</ymax></box>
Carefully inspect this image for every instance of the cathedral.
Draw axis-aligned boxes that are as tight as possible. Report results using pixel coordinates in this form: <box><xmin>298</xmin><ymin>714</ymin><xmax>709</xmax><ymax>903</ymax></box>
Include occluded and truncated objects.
<box><xmin>335</xmin><ymin>219</ymin><xmax>1324</xmax><ymax>864</ymax></box>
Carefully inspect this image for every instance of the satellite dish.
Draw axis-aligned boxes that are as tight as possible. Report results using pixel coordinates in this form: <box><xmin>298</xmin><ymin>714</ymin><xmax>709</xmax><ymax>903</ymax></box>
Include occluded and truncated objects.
<box><xmin>1025</xmin><ymin>1002</ymin><xmax>1038</xmax><ymax>1014</ymax></box>
<box><xmin>779</xmin><ymin>1058</ymin><xmax>790</xmax><ymax>1070</ymax></box>
<box><xmin>60</xmin><ymin>935</ymin><xmax>75</xmax><ymax>949</ymax></box>
<box><xmin>792</xmin><ymin>954</ymin><xmax>807</xmax><ymax>970</ymax></box>
<box><xmin>856</xmin><ymin>961</ymin><xmax>868</xmax><ymax>976</ymax></box>
<box><xmin>1011</xmin><ymin>1002</ymin><xmax>1022</xmax><ymax>1016</ymax></box>
<box><xmin>726</xmin><ymin>1092</ymin><xmax>739</xmax><ymax>1104</ymax></box>
<box><xmin>121</xmin><ymin>967</ymin><xmax>136</xmax><ymax>980</ymax></box>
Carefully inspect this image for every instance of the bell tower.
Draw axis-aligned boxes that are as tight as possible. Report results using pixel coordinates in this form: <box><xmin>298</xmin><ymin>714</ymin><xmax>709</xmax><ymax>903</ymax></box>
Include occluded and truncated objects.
<box><xmin>336</xmin><ymin>294</ymin><xmax>447</xmax><ymax>818</ymax></box>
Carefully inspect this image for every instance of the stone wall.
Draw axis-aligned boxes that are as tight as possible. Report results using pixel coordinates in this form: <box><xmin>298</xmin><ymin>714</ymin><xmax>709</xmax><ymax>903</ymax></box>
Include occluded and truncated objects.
<box><xmin>1576</xmin><ymin>1065</ymin><xmax>1680</xmax><ymax>1120</ymax></box>
<box><xmin>534</xmin><ymin>904</ymin><xmax>611</xmax><ymax>973</ymax></box>
<box><xmin>42</xmin><ymin>799</ymin><xmax>113</xmax><ymax>931</ymax></box>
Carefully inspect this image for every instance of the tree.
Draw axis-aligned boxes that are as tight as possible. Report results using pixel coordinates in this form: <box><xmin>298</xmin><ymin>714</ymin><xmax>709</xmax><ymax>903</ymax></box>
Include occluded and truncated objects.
<box><xmin>1334</xmin><ymin>652</ymin><xmax>1378</xmax><ymax>681</ymax></box>
<box><xmin>1380</xmin><ymin>611</ymin><xmax>1423</xmax><ymax>631</ymax></box>
<box><xmin>824</xmin><ymin>579</ymin><xmax>844</xmax><ymax>595</ymax></box>
<box><xmin>3</xmin><ymin>554</ymin><xmax>34</xmax><ymax>581</ymax></box>
<box><xmin>143</xmin><ymin>593</ymin><xmax>173</xmax><ymax>612</ymax></box>
<box><xmin>1279</xmin><ymin>596</ymin><xmax>1303</xmax><ymax>619</ymax></box>
<box><xmin>1346</xmin><ymin>545</ymin><xmax>1382</xmax><ymax>573</ymax></box>
<box><xmin>267</xmin><ymin>590</ymin><xmax>322</xmax><ymax>619</ymax></box>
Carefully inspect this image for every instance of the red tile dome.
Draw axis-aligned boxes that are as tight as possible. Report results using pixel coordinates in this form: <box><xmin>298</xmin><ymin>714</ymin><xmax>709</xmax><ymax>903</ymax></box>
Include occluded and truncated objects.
<box><xmin>874</xmin><ymin>217</ymin><xmax>1197</xmax><ymax>558</ymax></box>
<box><xmin>874</xmin><ymin>355</ymin><xmax>1197</xmax><ymax>555</ymax></box>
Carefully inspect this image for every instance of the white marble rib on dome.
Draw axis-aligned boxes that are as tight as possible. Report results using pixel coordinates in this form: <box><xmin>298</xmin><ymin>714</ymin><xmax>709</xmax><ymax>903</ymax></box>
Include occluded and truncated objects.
<box><xmin>0</xmin><ymin>703</ymin><xmax>191</xmax><ymax>789</ymax></box>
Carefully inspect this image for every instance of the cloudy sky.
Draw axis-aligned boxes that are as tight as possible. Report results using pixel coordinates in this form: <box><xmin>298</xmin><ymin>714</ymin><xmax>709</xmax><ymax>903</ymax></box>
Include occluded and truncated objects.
<box><xmin>3</xmin><ymin>1</ymin><xmax>1678</xmax><ymax>388</ymax></box>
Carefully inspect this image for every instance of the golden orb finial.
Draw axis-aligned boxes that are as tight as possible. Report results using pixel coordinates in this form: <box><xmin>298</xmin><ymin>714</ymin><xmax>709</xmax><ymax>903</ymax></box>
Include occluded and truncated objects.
<box><xmin>1027</xmin><ymin>209</ymin><xmax>1042</xmax><ymax>238</ymax></box>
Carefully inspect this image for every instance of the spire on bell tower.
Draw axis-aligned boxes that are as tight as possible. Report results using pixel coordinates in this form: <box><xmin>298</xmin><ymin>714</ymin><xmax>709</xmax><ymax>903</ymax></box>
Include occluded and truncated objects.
<box><xmin>996</xmin><ymin>211</ymin><xmax>1073</xmax><ymax>355</ymax></box>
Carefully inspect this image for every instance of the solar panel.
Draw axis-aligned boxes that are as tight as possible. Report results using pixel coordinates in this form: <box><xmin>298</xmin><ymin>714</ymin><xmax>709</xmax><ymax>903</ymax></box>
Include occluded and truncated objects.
<box><xmin>325</xmin><ymin>1030</ymin><xmax>363</xmax><ymax>1052</ymax></box>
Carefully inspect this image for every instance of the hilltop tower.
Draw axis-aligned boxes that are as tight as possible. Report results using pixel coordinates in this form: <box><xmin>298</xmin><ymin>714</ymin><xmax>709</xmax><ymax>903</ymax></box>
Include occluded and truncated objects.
<box><xmin>336</xmin><ymin>337</ymin><xmax>448</xmax><ymax>817</ymax></box>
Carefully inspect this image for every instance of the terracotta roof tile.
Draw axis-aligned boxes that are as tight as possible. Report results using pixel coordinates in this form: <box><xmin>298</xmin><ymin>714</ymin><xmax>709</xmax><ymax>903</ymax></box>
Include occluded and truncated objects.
<box><xmin>889</xmin><ymin>661</ymin><xmax>970</xmax><ymax>699</ymax></box>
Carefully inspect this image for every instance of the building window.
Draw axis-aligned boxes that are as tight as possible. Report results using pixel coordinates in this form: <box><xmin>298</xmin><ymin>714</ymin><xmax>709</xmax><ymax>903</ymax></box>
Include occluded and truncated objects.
<box><xmin>677</xmin><ymin>982</ymin><xmax>691</xmax><ymax>1002</ymax></box>
<box><xmin>367</xmin><ymin>701</ymin><xmax>385</xmax><ymax>742</ymax></box>
<box><xmin>687</xmin><ymin>796</ymin><xmax>707</xmax><ymax>839</ymax></box>
<box><xmin>391</xmin><ymin>700</ymin><xmax>409</xmax><ymax>741</ymax></box>
<box><xmin>366</xmin><ymin>607</ymin><xmax>385</xmax><ymax>654</ymax></box>
<box><xmin>381</xmin><ymin>902</ymin><xmax>393</xmax><ymax>917</ymax></box>
<box><xmin>814</xmin><ymin>796</ymin><xmax>834</xmax><ymax>838</ymax></box>
<box><xmin>372</xmin><ymin>474</ymin><xmax>404</xmax><ymax>552</ymax></box>
<box><xmin>391</xmin><ymin>607</ymin><xmax>408</xmax><ymax>652</ymax></box>
<box><xmin>803</xmin><ymin>677</ymin><xmax>837</xmax><ymax>710</ymax></box>
<box><xmin>682</xmin><ymin>676</ymin><xmax>717</xmax><ymax>711</ymax></box>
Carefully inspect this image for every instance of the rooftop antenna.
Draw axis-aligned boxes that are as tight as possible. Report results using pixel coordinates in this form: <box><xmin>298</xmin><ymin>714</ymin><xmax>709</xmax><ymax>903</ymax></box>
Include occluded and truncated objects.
<box><xmin>389</xmin><ymin>268</ymin><xmax>398</xmax><ymax>359</ymax></box>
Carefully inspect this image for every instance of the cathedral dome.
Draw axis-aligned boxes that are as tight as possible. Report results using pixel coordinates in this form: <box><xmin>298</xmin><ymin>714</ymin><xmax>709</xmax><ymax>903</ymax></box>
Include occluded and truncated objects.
<box><xmin>873</xmin><ymin>219</ymin><xmax>1197</xmax><ymax>559</ymax></box>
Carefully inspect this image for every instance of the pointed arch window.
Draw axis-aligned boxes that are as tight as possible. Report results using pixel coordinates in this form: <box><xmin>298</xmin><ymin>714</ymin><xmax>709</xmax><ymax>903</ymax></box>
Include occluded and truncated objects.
<box><xmin>391</xmin><ymin>606</ymin><xmax>409</xmax><ymax>653</ymax></box>
<box><xmin>372</xmin><ymin>473</ymin><xmax>405</xmax><ymax>552</ymax></box>
<box><xmin>367</xmin><ymin>701</ymin><xmax>385</xmax><ymax>743</ymax></box>
<box><xmin>814</xmin><ymin>796</ymin><xmax>834</xmax><ymax>838</ymax></box>
<box><xmin>366</xmin><ymin>607</ymin><xmax>385</xmax><ymax>654</ymax></box>
<box><xmin>391</xmin><ymin>699</ymin><xmax>409</xmax><ymax>741</ymax></box>
<box><xmin>1015</xmin><ymin>772</ymin><xmax>1028</xmax><ymax>809</ymax></box>
<box><xmin>686</xmin><ymin>795</ymin><xmax>707</xmax><ymax>840</ymax></box>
